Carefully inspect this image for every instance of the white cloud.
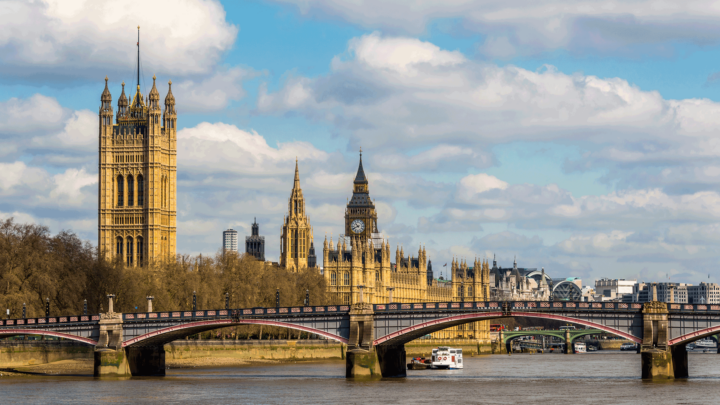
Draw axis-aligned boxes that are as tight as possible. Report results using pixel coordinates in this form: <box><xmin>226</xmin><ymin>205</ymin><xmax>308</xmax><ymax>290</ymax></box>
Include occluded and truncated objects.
<box><xmin>171</xmin><ymin>67</ymin><xmax>255</xmax><ymax>113</ymax></box>
<box><xmin>52</xmin><ymin>110</ymin><xmax>97</xmax><ymax>148</ymax></box>
<box><xmin>275</xmin><ymin>0</ymin><xmax>720</xmax><ymax>56</ymax></box>
<box><xmin>48</xmin><ymin>168</ymin><xmax>97</xmax><ymax>206</ymax></box>
<box><xmin>457</xmin><ymin>173</ymin><xmax>508</xmax><ymax>201</ymax></box>
<box><xmin>177</xmin><ymin>122</ymin><xmax>330</xmax><ymax>177</ymax></box>
<box><xmin>0</xmin><ymin>0</ymin><xmax>237</xmax><ymax>80</ymax></box>
<box><xmin>348</xmin><ymin>32</ymin><xmax>465</xmax><ymax>73</ymax></box>
<box><xmin>0</xmin><ymin>95</ymin><xmax>66</xmax><ymax>134</ymax></box>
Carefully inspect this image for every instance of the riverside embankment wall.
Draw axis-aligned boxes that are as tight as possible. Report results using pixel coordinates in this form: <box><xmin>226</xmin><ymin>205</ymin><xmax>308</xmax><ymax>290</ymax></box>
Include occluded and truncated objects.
<box><xmin>0</xmin><ymin>339</ymin><xmax>493</xmax><ymax>367</ymax></box>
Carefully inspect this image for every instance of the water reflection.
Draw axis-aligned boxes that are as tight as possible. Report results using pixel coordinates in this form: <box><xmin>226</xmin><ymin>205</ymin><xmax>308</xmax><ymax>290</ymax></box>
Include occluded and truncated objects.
<box><xmin>2</xmin><ymin>352</ymin><xmax>720</xmax><ymax>404</ymax></box>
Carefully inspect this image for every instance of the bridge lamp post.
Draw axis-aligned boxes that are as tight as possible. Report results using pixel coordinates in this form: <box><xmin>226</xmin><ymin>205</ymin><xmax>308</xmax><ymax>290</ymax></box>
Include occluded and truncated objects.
<box><xmin>304</xmin><ymin>289</ymin><xmax>310</xmax><ymax>307</ymax></box>
<box><xmin>45</xmin><ymin>298</ymin><xmax>50</xmax><ymax>317</ymax></box>
<box><xmin>192</xmin><ymin>291</ymin><xmax>196</xmax><ymax>311</ymax></box>
<box><xmin>147</xmin><ymin>296</ymin><xmax>154</xmax><ymax>313</ymax></box>
<box><xmin>83</xmin><ymin>299</ymin><xmax>87</xmax><ymax>316</ymax></box>
<box><xmin>225</xmin><ymin>292</ymin><xmax>229</xmax><ymax>310</ymax></box>
<box><xmin>106</xmin><ymin>294</ymin><xmax>116</xmax><ymax>314</ymax></box>
<box><xmin>22</xmin><ymin>303</ymin><xmax>25</xmax><ymax>319</ymax></box>
<box><xmin>276</xmin><ymin>288</ymin><xmax>280</xmax><ymax>308</ymax></box>
<box><xmin>461</xmin><ymin>281</ymin><xmax>465</xmax><ymax>303</ymax></box>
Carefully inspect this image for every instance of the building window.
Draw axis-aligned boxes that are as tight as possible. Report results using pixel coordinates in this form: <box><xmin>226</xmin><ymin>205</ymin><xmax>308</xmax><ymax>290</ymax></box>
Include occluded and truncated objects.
<box><xmin>116</xmin><ymin>236</ymin><xmax>123</xmax><ymax>257</ymax></box>
<box><xmin>127</xmin><ymin>175</ymin><xmax>134</xmax><ymax>206</ymax></box>
<box><xmin>117</xmin><ymin>175</ymin><xmax>124</xmax><ymax>206</ymax></box>
<box><xmin>137</xmin><ymin>175</ymin><xmax>144</xmax><ymax>207</ymax></box>
<box><xmin>376</xmin><ymin>271</ymin><xmax>380</xmax><ymax>282</ymax></box>
<box><xmin>331</xmin><ymin>272</ymin><xmax>336</xmax><ymax>286</ymax></box>
<box><xmin>343</xmin><ymin>294</ymin><xmax>350</xmax><ymax>305</ymax></box>
<box><xmin>126</xmin><ymin>236</ymin><xmax>134</xmax><ymax>265</ymax></box>
<box><xmin>344</xmin><ymin>272</ymin><xmax>350</xmax><ymax>286</ymax></box>
<box><xmin>137</xmin><ymin>237</ymin><xmax>144</xmax><ymax>266</ymax></box>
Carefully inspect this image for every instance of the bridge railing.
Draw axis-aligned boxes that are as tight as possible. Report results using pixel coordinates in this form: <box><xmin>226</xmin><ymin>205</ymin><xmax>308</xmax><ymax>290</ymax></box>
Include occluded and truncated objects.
<box><xmin>0</xmin><ymin>315</ymin><xmax>100</xmax><ymax>327</ymax></box>
<box><xmin>121</xmin><ymin>305</ymin><xmax>353</xmax><ymax>322</ymax></box>
<box><xmin>373</xmin><ymin>301</ymin><xmax>646</xmax><ymax>312</ymax></box>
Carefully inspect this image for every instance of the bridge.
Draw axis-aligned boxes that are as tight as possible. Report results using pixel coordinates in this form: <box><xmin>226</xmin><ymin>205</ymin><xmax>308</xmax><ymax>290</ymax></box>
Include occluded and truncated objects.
<box><xmin>1</xmin><ymin>298</ymin><xmax>720</xmax><ymax>379</ymax></box>
<box><xmin>500</xmin><ymin>329</ymin><xmax>604</xmax><ymax>353</ymax></box>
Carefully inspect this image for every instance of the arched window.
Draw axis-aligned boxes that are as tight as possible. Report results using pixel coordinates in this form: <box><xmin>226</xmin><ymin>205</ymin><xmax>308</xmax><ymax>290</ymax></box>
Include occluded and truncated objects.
<box><xmin>162</xmin><ymin>176</ymin><xmax>167</xmax><ymax>208</ymax></box>
<box><xmin>331</xmin><ymin>272</ymin><xmax>336</xmax><ymax>286</ymax></box>
<box><xmin>344</xmin><ymin>272</ymin><xmax>350</xmax><ymax>286</ymax></box>
<box><xmin>137</xmin><ymin>175</ymin><xmax>144</xmax><ymax>207</ymax></box>
<box><xmin>468</xmin><ymin>286</ymin><xmax>473</xmax><ymax>297</ymax></box>
<box><xmin>117</xmin><ymin>175</ymin><xmax>124</xmax><ymax>206</ymax></box>
<box><xmin>126</xmin><ymin>236</ymin><xmax>134</xmax><ymax>266</ymax></box>
<box><xmin>376</xmin><ymin>271</ymin><xmax>380</xmax><ymax>283</ymax></box>
<box><xmin>136</xmin><ymin>237</ymin><xmax>144</xmax><ymax>266</ymax></box>
<box><xmin>116</xmin><ymin>236</ymin><xmax>123</xmax><ymax>257</ymax></box>
<box><xmin>127</xmin><ymin>175</ymin><xmax>134</xmax><ymax>206</ymax></box>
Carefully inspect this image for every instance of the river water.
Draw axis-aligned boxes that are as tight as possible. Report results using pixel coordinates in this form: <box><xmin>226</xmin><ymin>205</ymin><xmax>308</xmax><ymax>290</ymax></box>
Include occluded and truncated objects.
<box><xmin>2</xmin><ymin>351</ymin><xmax>720</xmax><ymax>404</ymax></box>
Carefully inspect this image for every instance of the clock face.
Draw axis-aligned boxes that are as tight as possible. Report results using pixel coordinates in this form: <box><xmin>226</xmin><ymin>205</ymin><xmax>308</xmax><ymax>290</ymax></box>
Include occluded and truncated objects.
<box><xmin>351</xmin><ymin>219</ymin><xmax>365</xmax><ymax>234</ymax></box>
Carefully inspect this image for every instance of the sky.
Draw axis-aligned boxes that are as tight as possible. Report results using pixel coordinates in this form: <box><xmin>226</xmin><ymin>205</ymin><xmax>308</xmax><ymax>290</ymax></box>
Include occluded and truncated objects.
<box><xmin>3</xmin><ymin>0</ymin><xmax>720</xmax><ymax>286</ymax></box>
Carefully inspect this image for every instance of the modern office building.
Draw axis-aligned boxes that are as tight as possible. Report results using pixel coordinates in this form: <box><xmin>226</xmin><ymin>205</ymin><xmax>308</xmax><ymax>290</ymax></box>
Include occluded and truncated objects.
<box><xmin>222</xmin><ymin>229</ymin><xmax>238</xmax><ymax>254</ymax></box>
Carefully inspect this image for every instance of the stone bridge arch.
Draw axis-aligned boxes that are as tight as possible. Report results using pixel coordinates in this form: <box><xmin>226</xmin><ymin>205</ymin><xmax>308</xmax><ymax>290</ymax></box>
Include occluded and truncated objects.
<box><xmin>122</xmin><ymin>319</ymin><xmax>349</xmax><ymax>348</ymax></box>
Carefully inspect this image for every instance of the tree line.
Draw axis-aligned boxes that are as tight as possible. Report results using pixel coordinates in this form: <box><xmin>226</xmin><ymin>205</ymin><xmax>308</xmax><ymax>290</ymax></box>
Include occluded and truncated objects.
<box><xmin>0</xmin><ymin>218</ymin><xmax>328</xmax><ymax>339</ymax></box>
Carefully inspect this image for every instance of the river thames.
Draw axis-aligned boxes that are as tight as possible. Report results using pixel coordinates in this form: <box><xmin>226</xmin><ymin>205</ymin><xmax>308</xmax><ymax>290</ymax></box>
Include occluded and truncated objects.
<box><xmin>2</xmin><ymin>351</ymin><xmax>719</xmax><ymax>404</ymax></box>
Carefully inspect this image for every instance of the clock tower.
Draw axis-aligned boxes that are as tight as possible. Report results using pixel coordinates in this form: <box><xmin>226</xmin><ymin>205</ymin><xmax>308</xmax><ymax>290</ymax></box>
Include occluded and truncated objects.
<box><xmin>345</xmin><ymin>151</ymin><xmax>378</xmax><ymax>240</ymax></box>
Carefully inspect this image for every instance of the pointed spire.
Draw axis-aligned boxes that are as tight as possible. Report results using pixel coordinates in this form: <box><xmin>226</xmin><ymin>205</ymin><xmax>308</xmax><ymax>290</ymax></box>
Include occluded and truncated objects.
<box><xmin>165</xmin><ymin>80</ymin><xmax>175</xmax><ymax>105</ymax></box>
<box><xmin>149</xmin><ymin>74</ymin><xmax>159</xmax><ymax>101</ymax></box>
<box><xmin>354</xmin><ymin>147</ymin><xmax>368</xmax><ymax>184</ymax></box>
<box><xmin>293</xmin><ymin>158</ymin><xmax>301</xmax><ymax>190</ymax></box>
<box><xmin>101</xmin><ymin>76</ymin><xmax>112</xmax><ymax>102</ymax></box>
<box><xmin>118</xmin><ymin>81</ymin><xmax>128</xmax><ymax>108</ymax></box>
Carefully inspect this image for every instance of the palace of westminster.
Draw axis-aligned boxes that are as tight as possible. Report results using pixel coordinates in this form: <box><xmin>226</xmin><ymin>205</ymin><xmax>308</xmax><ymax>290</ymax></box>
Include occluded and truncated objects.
<box><xmin>98</xmin><ymin>45</ymin><xmax>552</xmax><ymax>341</ymax></box>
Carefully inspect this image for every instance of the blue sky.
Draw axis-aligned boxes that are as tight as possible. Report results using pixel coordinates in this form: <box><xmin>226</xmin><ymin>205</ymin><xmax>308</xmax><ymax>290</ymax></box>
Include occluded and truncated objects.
<box><xmin>3</xmin><ymin>0</ymin><xmax>720</xmax><ymax>286</ymax></box>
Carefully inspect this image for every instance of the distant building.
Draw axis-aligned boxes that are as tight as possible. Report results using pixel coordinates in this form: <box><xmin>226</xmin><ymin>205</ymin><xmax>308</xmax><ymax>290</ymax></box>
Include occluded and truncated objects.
<box><xmin>688</xmin><ymin>282</ymin><xmax>720</xmax><ymax>304</ymax></box>
<box><xmin>245</xmin><ymin>219</ymin><xmax>265</xmax><ymax>261</ymax></box>
<box><xmin>489</xmin><ymin>256</ymin><xmax>551</xmax><ymax>300</ymax></box>
<box><xmin>628</xmin><ymin>282</ymin><xmax>689</xmax><ymax>303</ymax></box>
<box><xmin>551</xmin><ymin>278</ymin><xmax>583</xmax><ymax>301</ymax></box>
<box><xmin>427</xmin><ymin>260</ymin><xmax>434</xmax><ymax>285</ymax></box>
<box><xmin>307</xmin><ymin>241</ymin><xmax>317</xmax><ymax>268</ymax></box>
<box><xmin>222</xmin><ymin>229</ymin><xmax>238</xmax><ymax>254</ymax></box>
<box><xmin>593</xmin><ymin>278</ymin><xmax>637</xmax><ymax>301</ymax></box>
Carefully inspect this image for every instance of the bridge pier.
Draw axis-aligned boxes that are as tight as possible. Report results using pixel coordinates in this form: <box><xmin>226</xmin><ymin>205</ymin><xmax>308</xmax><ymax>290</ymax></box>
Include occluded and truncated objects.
<box><xmin>564</xmin><ymin>329</ymin><xmax>573</xmax><ymax>354</ymax></box>
<box><xmin>93</xmin><ymin>308</ymin><xmax>166</xmax><ymax>377</ymax></box>
<box><xmin>493</xmin><ymin>330</ymin><xmax>508</xmax><ymax>354</ymax></box>
<box><xmin>639</xmin><ymin>301</ymin><xmax>686</xmax><ymax>379</ymax></box>
<box><xmin>94</xmin><ymin>349</ymin><xmax>130</xmax><ymax>377</ymax></box>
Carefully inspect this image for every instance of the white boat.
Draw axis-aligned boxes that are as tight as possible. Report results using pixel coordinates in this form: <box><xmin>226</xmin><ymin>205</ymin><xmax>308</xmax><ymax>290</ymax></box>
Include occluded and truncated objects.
<box><xmin>574</xmin><ymin>342</ymin><xmax>587</xmax><ymax>353</ymax></box>
<box><xmin>620</xmin><ymin>343</ymin><xmax>637</xmax><ymax>351</ymax></box>
<box><xmin>695</xmin><ymin>339</ymin><xmax>716</xmax><ymax>349</ymax></box>
<box><xmin>431</xmin><ymin>347</ymin><xmax>463</xmax><ymax>369</ymax></box>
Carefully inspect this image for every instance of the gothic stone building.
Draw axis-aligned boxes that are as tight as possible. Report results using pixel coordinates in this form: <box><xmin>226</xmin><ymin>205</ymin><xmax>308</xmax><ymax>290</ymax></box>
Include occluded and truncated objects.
<box><xmin>280</xmin><ymin>161</ymin><xmax>314</xmax><ymax>271</ymax></box>
<box><xmin>321</xmin><ymin>153</ymin><xmax>491</xmax><ymax>341</ymax></box>
<box><xmin>245</xmin><ymin>219</ymin><xmax>265</xmax><ymax>262</ymax></box>
<box><xmin>98</xmin><ymin>65</ymin><xmax>177</xmax><ymax>265</ymax></box>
